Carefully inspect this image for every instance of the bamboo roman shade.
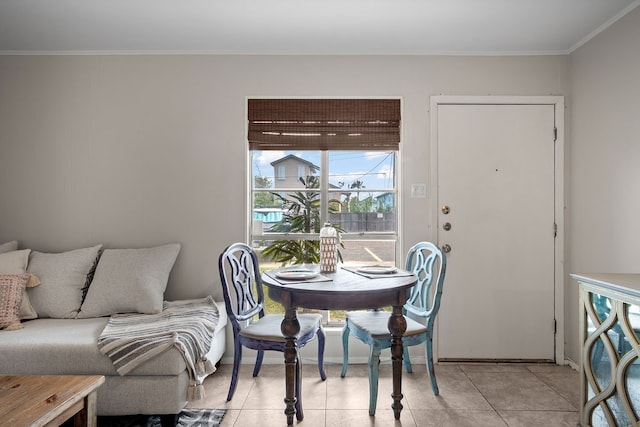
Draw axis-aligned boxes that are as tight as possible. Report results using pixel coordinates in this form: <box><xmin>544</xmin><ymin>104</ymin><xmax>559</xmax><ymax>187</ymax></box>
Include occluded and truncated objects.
<box><xmin>248</xmin><ymin>99</ymin><xmax>401</xmax><ymax>151</ymax></box>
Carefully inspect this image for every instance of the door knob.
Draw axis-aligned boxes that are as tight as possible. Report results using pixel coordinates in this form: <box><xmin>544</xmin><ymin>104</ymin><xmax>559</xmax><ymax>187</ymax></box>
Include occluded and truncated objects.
<box><xmin>441</xmin><ymin>244</ymin><xmax>451</xmax><ymax>253</ymax></box>
<box><xmin>441</xmin><ymin>205</ymin><xmax>450</xmax><ymax>214</ymax></box>
<box><xmin>443</xmin><ymin>222</ymin><xmax>452</xmax><ymax>231</ymax></box>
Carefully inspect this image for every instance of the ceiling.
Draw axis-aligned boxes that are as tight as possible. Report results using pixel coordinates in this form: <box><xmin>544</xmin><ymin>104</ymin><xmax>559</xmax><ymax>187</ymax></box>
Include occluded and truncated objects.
<box><xmin>0</xmin><ymin>0</ymin><xmax>638</xmax><ymax>55</ymax></box>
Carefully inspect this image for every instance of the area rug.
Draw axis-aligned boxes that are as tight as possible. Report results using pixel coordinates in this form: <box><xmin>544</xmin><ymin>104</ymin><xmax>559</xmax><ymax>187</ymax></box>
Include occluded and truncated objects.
<box><xmin>94</xmin><ymin>409</ymin><xmax>226</xmax><ymax>427</ymax></box>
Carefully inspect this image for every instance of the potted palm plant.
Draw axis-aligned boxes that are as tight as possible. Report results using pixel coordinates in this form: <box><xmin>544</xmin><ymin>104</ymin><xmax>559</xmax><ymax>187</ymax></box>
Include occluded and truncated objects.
<box><xmin>263</xmin><ymin>176</ymin><xmax>343</xmax><ymax>265</ymax></box>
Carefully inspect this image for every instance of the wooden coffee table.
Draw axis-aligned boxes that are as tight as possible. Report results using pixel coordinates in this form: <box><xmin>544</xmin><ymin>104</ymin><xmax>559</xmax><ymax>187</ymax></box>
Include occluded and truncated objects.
<box><xmin>0</xmin><ymin>375</ymin><xmax>105</xmax><ymax>427</ymax></box>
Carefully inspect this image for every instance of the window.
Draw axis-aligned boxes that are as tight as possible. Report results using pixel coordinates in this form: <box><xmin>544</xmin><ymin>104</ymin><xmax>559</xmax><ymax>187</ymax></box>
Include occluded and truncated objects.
<box><xmin>248</xmin><ymin>99</ymin><xmax>401</xmax><ymax>325</ymax></box>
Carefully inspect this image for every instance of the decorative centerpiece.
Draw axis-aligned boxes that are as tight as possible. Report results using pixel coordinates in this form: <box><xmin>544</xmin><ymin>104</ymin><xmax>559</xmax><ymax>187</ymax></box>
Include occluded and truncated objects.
<box><xmin>319</xmin><ymin>223</ymin><xmax>338</xmax><ymax>273</ymax></box>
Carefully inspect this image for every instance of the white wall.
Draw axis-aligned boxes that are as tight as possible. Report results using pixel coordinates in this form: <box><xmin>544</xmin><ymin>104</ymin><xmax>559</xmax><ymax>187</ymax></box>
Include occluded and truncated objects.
<box><xmin>566</xmin><ymin>6</ymin><xmax>640</xmax><ymax>363</ymax></box>
<box><xmin>0</xmin><ymin>54</ymin><xmax>568</xmax><ymax>361</ymax></box>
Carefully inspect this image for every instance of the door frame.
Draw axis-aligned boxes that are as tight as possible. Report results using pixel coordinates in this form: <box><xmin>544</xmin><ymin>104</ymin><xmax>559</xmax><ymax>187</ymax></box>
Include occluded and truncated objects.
<box><xmin>429</xmin><ymin>95</ymin><xmax>565</xmax><ymax>364</ymax></box>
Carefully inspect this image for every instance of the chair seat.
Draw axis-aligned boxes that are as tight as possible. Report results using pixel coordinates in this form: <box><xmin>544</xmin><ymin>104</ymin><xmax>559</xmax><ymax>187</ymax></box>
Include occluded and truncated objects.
<box><xmin>240</xmin><ymin>313</ymin><xmax>323</xmax><ymax>342</ymax></box>
<box><xmin>346</xmin><ymin>311</ymin><xmax>427</xmax><ymax>339</ymax></box>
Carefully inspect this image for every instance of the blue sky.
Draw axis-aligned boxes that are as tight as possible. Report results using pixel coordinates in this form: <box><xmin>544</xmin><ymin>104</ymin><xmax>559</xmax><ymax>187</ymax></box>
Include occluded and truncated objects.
<box><xmin>252</xmin><ymin>150</ymin><xmax>395</xmax><ymax>191</ymax></box>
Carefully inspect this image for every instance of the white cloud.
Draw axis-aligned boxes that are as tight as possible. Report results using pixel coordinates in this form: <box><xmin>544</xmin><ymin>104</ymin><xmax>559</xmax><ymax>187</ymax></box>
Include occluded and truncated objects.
<box><xmin>255</xmin><ymin>151</ymin><xmax>285</xmax><ymax>166</ymax></box>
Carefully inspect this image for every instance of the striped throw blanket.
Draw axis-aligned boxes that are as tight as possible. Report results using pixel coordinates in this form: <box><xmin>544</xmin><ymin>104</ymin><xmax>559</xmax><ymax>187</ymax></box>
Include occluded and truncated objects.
<box><xmin>98</xmin><ymin>296</ymin><xmax>220</xmax><ymax>400</ymax></box>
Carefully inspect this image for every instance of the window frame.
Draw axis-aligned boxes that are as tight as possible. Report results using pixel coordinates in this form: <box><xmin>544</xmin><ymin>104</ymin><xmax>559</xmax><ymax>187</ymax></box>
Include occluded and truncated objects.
<box><xmin>246</xmin><ymin>97</ymin><xmax>403</xmax><ymax>326</ymax></box>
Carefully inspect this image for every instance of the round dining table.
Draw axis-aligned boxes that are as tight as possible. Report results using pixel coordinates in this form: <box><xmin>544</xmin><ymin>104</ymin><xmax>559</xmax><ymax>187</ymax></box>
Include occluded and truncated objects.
<box><xmin>262</xmin><ymin>266</ymin><xmax>417</xmax><ymax>425</ymax></box>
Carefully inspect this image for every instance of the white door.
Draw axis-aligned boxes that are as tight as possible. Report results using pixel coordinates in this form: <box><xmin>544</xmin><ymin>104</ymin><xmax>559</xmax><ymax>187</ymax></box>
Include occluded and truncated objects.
<box><xmin>436</xmin><ymin>103</ymin><xmax>556</xmax><ymax>361</ymax></box>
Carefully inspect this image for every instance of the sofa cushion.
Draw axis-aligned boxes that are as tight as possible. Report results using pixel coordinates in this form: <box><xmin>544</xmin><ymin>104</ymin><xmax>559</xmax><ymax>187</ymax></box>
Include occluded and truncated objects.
<box><xmin>0</xmin><ymin>250</ymin><xmax>39</xmax><ymax>321</ymax></box>
<box><xmin>0</xmin><ymin>274</ymin><xmax>29</xmax><ymax>330</ymax></box>
<box><xmin>27</xmin><ymin>245</ymin><xmax>103</xmax><ymax>319</ymax></box>
<box><xmin>0</xmin><ymin>318</ymin><xmax>186</xmax><ymax>376</ymax></box>
<box><xmin>0</xmin><ymin>241</ymin><xmax>18</xmax><ymax>254</ymax></box>
<box><xmin>78</xmin><ymin>243</ymin><xmax>180</xmax><ymax>318</ymax></box>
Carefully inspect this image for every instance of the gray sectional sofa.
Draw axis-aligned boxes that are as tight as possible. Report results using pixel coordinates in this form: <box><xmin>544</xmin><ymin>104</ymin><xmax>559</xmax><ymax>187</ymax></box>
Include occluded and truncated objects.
<box><xmin>0</xmin><ymin>241</ymin><xmax>227</xmax><ymax>416</ymax></box>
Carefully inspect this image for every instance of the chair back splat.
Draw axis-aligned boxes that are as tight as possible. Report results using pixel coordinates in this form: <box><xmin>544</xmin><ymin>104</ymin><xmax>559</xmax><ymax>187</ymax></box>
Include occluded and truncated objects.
<box><xmin>341</xmin><ymin>241</ymin><xmax>447</xmax><ymax>416</ymax></box>
<box><xmin>219</xmin><ymin>244</ymin><xmax>264</xmax><ymax>327</ymax></box>
<box><xmin>218</xmin><ymin>242</ymin><xmax>326</xmax><ymax>417</ymax></box>
<box><xmin>404</xmin><ymin>242</ymin><xmax>447</xmax><ymax>330</ymax></box>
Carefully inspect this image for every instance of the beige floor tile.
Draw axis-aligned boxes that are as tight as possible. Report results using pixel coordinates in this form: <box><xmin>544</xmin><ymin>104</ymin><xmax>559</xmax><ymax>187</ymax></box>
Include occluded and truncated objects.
<box><xmin>232</xmin><ymin>408</ymin><xmax>326</xmax><ymax>426</ymax></box>
<box><xmin>187</xmin><ymin>361</ymin><xmax>579</xmax><ymax>426</ymax></box>
<box><xmin>527</xmin><ymin>365</ymin><xmax>580</xmax><ymax>410</ymax></box>
<box><xmin>498</xmin><ymin>410</ymin><xmax>580</xmax><ymax>427</ymax></box>
<box><xmin>302</xmin><ymin>376</ymin><xmax>328</xmax><ymax>410</ymax></box>
<box><xmin>253</xmin><ymin>363</ymin><xmax>288</xmax><ymax>377</ymax></box>
<box><xmin>219</xmin><ymin>409</ymin><xmax>240</xmax><ymax>426</ymax></box>
<box><xmin>231</xmin><ymin>409</ymin><xmax>287</xmax><ymax>426</ymax></box>
<box><xmin>325</xmin><ymin>409</ymin><xmax>417</xmax><ymax>427</ymax></box>
<box><xmin>240</xmin><ymin>362</ymin><xmax>328</xmax><ymax>410</ymax></box>
<box><xmin>410</xmin><ymin>409</ymin><xmax>508</xmax><ymax>427</ymax></box>
<box><xmin>190</xmin><ymin>363</ymin><xmax>254</xmax><ymax>410</ymax></box>
<box><xmin>466</xmin><ymin>371</ymin><xmax>576</xmax><ymax>411</ymax></box>
<box><xmin>243</xmin><ymin>375</ymin><xmax>290</xmax><ymax>409</ymax></box>
<box><xmin>326</xmin><ymin>373</ymin><xmax>374</xmax><ymax>410</ymax></box>
<box><xmin>329</xmin><ymin>362</ymin><xmax>412</xmax><ymax>413</ymax></box>
<box><xmin>294</xmin><ymin>409</ymin><xmax>327</xmax><ymax>427</ymax></box>
<box><xmin>403</xmin><ymin>365</ymin><xmax>493</xmax><ymax>410</ymax></box>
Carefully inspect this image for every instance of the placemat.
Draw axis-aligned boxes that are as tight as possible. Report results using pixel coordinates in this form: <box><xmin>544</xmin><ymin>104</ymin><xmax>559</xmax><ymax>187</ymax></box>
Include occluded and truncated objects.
<box><xmin>265</xmin><ymin>270</ymin><xmax>333</xmax><ymax>285</ymax></box>
<box><xmin>341</xmin><ymin>266</ymin><xmax>415</xmax><ymax>279</ymax></box>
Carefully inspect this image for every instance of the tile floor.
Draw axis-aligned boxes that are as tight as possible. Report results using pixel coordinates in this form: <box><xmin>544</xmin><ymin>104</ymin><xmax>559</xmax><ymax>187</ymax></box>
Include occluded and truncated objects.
<box><xmin>187</xmin><ymin>361</ymin><xmax>580</xmax><ymax>426</ymax></box>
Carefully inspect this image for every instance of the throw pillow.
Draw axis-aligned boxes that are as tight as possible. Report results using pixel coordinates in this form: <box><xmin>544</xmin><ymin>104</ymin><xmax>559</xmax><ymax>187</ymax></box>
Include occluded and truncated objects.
<box><xmin>0</xmin><ymin>241</ymin><xmax>18</xmax><ymax>254</ymax></box>
<box><xmin>77</xmin><ymin>243</ymin><xmax>181</xmax><ymax>318</ymax></box>
<box><xmin>27</xmin><ymin>245</ymin><xmax>103</xmax><ymax>319</ymax></box>
<box><xmin>0</xmin><ymin>274</ymin><xmax>30</xmax><ymax>331</ymax></box>
<box><xmin>0</xmin><ymin>249</ymin><xmax>38</xmax><ymax>320</ymax></box>
<box><xmin>0</xmin><ymin>249</ymin><xmax>30</xmax><ymax>273</ymax></box>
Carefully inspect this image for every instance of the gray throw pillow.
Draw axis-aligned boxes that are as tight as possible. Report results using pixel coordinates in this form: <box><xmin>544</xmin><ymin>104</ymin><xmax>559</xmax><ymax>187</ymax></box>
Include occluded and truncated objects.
<box><xmin>27</xmin><ymin>245</ymin><xmax>103</xmax><ymax>318</ymax></box>
<box><xmin>77</xmin><ymin>243</ymin><xmax>181</xmax><ymax>318</ymax></box>
<box><xmin>0</xmin><ymin>241</ymin><xmax>19</xmax><ymax>254</ymax></box>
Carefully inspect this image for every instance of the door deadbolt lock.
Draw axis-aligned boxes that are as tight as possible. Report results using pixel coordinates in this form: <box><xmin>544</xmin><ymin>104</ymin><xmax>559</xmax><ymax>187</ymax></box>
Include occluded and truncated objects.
<box><xmin>443</xmin><ymin>222</ymin><xmax>452</xmax><ymax>231</ymax></box>
<box><xmin>441</xmin><ymin>205</ymin><xmax>450</xmax><ymax>214</ymax></box>
<box><xmin>441</xmin><ymin>244</ymin><xmax>451</xmax><ymax>253</ymax></box>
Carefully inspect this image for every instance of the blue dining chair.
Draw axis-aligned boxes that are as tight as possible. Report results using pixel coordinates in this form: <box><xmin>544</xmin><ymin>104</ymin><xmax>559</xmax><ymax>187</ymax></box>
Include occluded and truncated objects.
<box><xmin>340</xmin><ymin>241</ymin><xmax>447</xmax><ymax>415</ymax></box>
<box><xmin>218</xmin><ymin>243</ymin><xmax>326</xmax><ymax>413</ymax></box>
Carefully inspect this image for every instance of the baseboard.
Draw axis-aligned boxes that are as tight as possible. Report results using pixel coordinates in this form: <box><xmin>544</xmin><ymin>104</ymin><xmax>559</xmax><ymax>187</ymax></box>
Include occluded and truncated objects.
<box><xmin>565</xmin><ymin>357</ymin><xmax>579</xmax><ymax>371</ymax></box>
